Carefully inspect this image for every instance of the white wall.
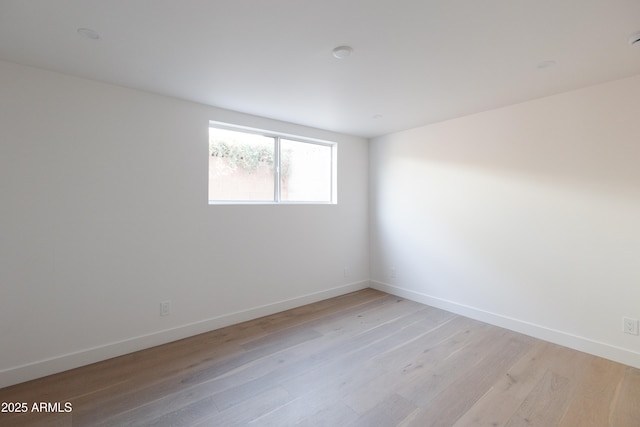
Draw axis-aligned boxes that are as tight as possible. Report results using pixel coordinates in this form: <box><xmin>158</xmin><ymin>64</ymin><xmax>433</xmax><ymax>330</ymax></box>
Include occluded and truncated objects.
<box><xmin>370</xmin><ymin>75</ymin><xmax>640</xmax><ymax>368</ymax></box>
<box><xmin>0</xmin><ymin>60</ymin><xmax>369</xmax><ymax>387</ymax></box>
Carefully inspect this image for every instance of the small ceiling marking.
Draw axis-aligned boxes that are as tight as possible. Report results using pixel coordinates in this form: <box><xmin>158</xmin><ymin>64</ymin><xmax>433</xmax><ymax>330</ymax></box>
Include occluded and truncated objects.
<box><xmin>537</xmin><ymin>60</ymin><xmax>556</xmax><ymax>69</ymax></box>
<box><xmin>77</xmin><ymin>28</ymin><xmax>100</xmax><ymax>40</ymax></box>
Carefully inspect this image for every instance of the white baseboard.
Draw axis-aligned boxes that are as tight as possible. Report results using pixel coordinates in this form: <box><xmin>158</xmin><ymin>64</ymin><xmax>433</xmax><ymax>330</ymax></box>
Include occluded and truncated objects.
<box><xmin>0</xmin><ymin>280</ymin><xmax>370</xmax><ymax>389</ymax></box>
<box><xmin>370</xmin><ymin>280</ymin><xmax>640</xmax><ymax>370</ymax></box>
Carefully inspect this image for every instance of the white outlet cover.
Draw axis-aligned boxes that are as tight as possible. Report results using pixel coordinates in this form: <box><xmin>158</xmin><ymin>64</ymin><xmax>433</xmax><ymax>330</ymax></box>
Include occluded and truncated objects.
<box><xmin>623</xmin><ymin>317</ymin><xmax>639</xmax><ymax>335</ymax></box>
<box><xmin>160</xmin><ymin>301</ymin><xmax>171</xmax><ymax>316</ymax></box>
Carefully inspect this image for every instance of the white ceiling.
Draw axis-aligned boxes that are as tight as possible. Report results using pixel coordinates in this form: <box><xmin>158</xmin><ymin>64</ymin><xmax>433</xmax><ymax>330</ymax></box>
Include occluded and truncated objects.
<box><xmin>1</xmin><ymin>1</ymin><xmax>640</xmax><ymax>138</ymax></box>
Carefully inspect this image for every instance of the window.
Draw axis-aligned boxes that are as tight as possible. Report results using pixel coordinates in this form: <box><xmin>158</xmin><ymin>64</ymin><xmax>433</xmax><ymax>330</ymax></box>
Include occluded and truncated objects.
<box><xmin>208</xmin><ymin>122</ymin><xmax>337</xmax><ymax>204</ymax></box>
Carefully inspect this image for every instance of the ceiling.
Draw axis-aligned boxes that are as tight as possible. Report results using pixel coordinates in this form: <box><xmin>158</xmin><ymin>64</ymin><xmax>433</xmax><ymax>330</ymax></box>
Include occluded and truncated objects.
<box><xmin>1</xmin><ymin>1</ymin><xmax>640</xmax><ymax>138</ymax></box>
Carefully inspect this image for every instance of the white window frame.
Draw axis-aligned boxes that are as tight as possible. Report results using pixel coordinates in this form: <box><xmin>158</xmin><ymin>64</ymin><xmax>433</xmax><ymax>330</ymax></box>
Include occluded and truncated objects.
<box><xmin>208</xmin><ymin>121</ymin><xmax>337</xmax><ymax>205</ymax></box>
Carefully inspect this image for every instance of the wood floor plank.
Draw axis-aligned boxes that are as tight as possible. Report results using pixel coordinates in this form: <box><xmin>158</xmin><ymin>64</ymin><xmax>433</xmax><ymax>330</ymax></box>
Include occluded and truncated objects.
<box><xmin>141</xmin><ymin>395</ymin><xmax>218</xmax><ymax>427</ymax></box>
<box><xmin>238</xmin><ymin>289</ymin><xmax>389</xmax><ymax>342</ymax></box>
<box><xmin>133</xmin><ymin>295</ymin><xmax>417</xmax><ymax>419</ymax></box>
<box><xmin>610</xmin><ymin>366</ymin><xmax>640</xmax><ymax>427</ymax></box>
<box><xmin>1</xmin><ymin>289</ymin><xmax>639</xmax><ymax>427</ymax></box>
<box><xmin>0</xmin><ymin>411</ymin><xmax>72</xmax><ymax>427</ymax></box>
<box><xmin>412</xmin><ymin>334</ymin><xmax>534</xmax><ymax>426</ymax></box>
<box><xmin>310</xmin><ymin>296</ymin><xmax>428</xmax><ymax>338</ymax></box>
<box><xmin>294</xmin><ymin>401</ymin><xmax>359</xmax><ymax>427</ymax></box>
<box><xmin>342</xmin><ymin>315</ymin><xmax>478</xmax><ymax>414</ymax></box>
<box><xmin>397</xmin><ymin>325</ymin><xmax>509</xmax><ymax>408</ymax></box>
<box><xmin>280</xmin><ymin>308</ymin><xmax>441</xmax><ymax>398</ymax></box>
<box><xmin>71</xmin><ymin>294</ymin><xmax>386</xmax><ymax>424</ymax></box>
<box><xmin>212</xmin><ymin>302</ymin><xmax>431</xmax><ymax>411</ymax></box>
<box><xmin>92</xmin><ymin>376</ymin><xmax>223</xmax><ymax>426</ymax></box>
<box><xmin>347</xmin><ymin>393</ymin><xmax>417</xmax><ymax>427</ymax></box>
<box><xmin>191</xmin><ymin>386</ymin><xmax>292</xmax><ymax>427</ymax></box>
<box><xmin>558</xmin><ymin>355</ymin><xmax>626</xmax><ymax>427</ymax></box>
<box><xmin>451</xmin><ymin>340</ymin><xmax>554</xmax><ymax>427</ymax></box>
<box><xmin>504</xmin><ymin>369</ymin><xmax>573</xmax><ymax>426</ymax></box>
<box><xmin>245</xmin><ymin>392</ymin><xmax>359</xmax><ymax>426</ymax></box>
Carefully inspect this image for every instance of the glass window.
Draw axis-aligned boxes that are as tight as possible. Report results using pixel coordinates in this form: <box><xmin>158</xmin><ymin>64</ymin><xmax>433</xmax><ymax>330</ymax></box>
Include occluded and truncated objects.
<box><xmin>280</xmin><ymin>139</ymin><xmax>332</xmax><ymax>202</ymax></box>
<box><xmin>208</xmin><ymin>123</ymin><xmax>336</xmax><ymax>204</ymax></box>
<box><xmin>208</xmin><ymin>127</ymin><xmax>275</xmax><ymax>202</ymax></box>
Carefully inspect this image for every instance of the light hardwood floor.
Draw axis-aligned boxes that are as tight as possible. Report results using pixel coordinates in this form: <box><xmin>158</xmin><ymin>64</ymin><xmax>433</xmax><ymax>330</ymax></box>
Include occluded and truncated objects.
<box><xmin>1</xmin><ymin>289</ymin><xmax>639</xmax><ymax>426</ymax></box>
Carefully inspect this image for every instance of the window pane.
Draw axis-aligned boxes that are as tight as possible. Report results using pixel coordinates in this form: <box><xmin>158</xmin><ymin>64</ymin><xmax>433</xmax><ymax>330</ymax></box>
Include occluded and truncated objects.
<box><xmin>280</xmin><ymin>139</ymin><xmax>332</xmax><ymax>202</ymax></box>
<box><xmin>209</xmin><ymin>128</ymin><xmax>275</xmax><ymax>201</ymax></box>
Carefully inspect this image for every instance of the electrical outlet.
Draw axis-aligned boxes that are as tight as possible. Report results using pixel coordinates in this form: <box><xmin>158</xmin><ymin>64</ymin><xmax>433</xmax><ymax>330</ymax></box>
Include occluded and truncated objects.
<box><xmin>623</xmin><ymin>317</ymin><xmax>638</xmax><ymax>335</ymax></box>
<box><xmin>343</xmin><ymin>267</ymin><xmax>350</xmax><ymax>278</ymax></box>
<box><xmin>390</xmin><ymin>267</ymin><xmax>397</xmax><ymax>279</ymax></box>
<box><xmin>160</xmin><ymin>301</ymin><xmax>171</xmax><ymax>317</ymax></box>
